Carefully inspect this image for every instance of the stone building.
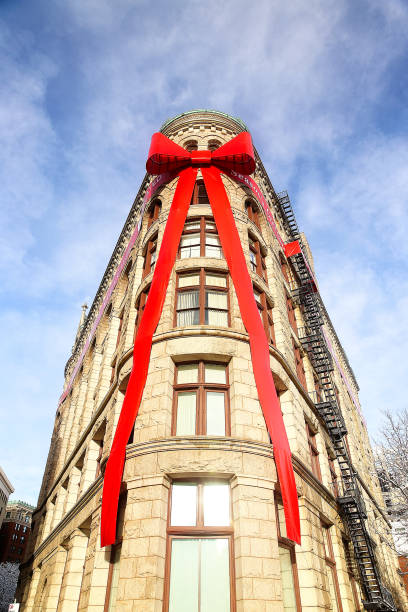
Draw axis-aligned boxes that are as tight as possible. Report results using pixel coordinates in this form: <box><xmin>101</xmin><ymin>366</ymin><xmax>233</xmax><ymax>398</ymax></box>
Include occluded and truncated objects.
<box><xmin>17</xmin><ymin>110</ymin><xmax>407</xmax><ymax>611</ymax></box>
<box><xmin>0</xmin><ymin>467</ymin><xmax>14</xmax><ymax>531</ymax></box>
<box><xmin>0</xmin><ymin>500</ymin><xmax>34</xmax><ymax>564</ymax></box>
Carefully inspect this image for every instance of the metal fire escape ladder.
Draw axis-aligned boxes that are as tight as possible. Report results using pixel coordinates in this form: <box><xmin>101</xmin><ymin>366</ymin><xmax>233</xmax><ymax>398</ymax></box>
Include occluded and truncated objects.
<box><xmin>277</xmin><ymin>191</ymin><xmax>396</xmax><ymax>612</ymax></box>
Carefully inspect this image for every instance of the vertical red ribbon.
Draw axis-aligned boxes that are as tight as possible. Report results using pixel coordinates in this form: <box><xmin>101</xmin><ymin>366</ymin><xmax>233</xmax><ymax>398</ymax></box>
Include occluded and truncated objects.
<box><xmin>101</xmin><ymin>134</ymin><xmax>301</xmax><ymax>547</ymax></box>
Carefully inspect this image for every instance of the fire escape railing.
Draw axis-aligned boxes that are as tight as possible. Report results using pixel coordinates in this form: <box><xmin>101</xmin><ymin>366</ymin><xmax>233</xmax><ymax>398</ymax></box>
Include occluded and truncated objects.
<box><xmin>277</xmin><ymin>190</ymin><xmax>397</xmax><ymax>612</ymax></box>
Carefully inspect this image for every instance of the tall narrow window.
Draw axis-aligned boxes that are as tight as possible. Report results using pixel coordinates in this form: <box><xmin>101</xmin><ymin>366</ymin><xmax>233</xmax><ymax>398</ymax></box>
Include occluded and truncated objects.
<box><xmin>342</xmin><ymin>538</ymin><xmax>361</xmax><ymax>611</ymax></box>
<box><xmin>286</xmin><ymin>293</ymin><xmax>298</xmax><ymax>334</ymax></box>
<box><xmin>253</xmin><ymin>287</ymin><xmax>275</xmax><ymax>345</ymax></box>
<box><xmin>185</xmin><ymin>140</ymin><xmax>198</xmax><ymax>152</ymax></box>
<box><xmin>306</xmin><ymin>423</ymin><xmax>322</xmax><ymax>480</ymax></box>
<box><xmin>143</xmin><ymin>233</ymin><xmax>158</xmax><ymax>278</ymax></box>
<box><xmin>322</xmin><ymin>522</ymin><xmax>343</xmax><ymax>612</ymax></box>
<box><xmin>190</xmin><ymin>179</ymin><xmax>209</xmax><ymax>205</ymax></box>
<box><xmin>178</xmin><ymin>217</ymin><xmax>222</xmax><ymax>259</ymax></box>
<box><xmin>175</xmin><ymin>270</ymin><xmax>229</xmax><ymax>328</ymax></box>
<box><xmin>208</xmin><ymin>139</ymin><xmax>221</xmax><ymax>151</ymax></box>
<box><xmin>173</xmin><ymin>361</ymin><xmax>229</xmax><ymax>436</ymax></box>
<box><xmin>328</xmin><ymin>453</ymin><xmax>339</xmax><ymax>497</ymax></box>
<box><xmin>135</xmin><ymin>286</ymin><xmax>150</xmax><ymax>334</ymax></box>
<box><xmin>104</xmin><ymin>494</ymin><xmax>126</xmax><ymax>612</ymax></box>
<box><xmin>166</xmin><ymin>481</ymin><xmax>234</xmax><ymax>612</ymax></box>
<box><xmin>275</xmin><ymin>494</ymin><xmax>301</xmax><ymax>611</ymax></box>
<box><xmin>248</xmin><ymin>233</ymin><xmax>268</xmax><ymax>283</ymax></box>
<box><xmin>293</xmin><ymin>340</ymin><xmax>306</xmax><ymax>389</ymax></box>
<box><xmin>245</xmin><ymin>199</ymin><xmax>261</xmax><ymax>230</ymax></box>
<box><xmin>147</xmin><ymin>199</ymin><xmax>161</xmax><ymax>228</ymax></box>
<box><xmin>116</xmin><ymin>309</ymin><xmax>124</xmax><ymax>348</ymax></box>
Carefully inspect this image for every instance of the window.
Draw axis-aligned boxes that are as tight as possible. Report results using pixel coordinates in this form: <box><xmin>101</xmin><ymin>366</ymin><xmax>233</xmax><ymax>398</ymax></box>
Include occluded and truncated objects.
<box><xmin>293</xmin><ymin>341</ymin><xmax>306</xmax><ymax>389</ymax></box>
<box><xmin>280</xmin><ymin>255</ymin><xmax>298</xmax><ymax>291</ymax></box>
<box><xmin>190</xmin><ymin>179</ymin><xmax>209</xmax><ymax>205</ymax></box>
<box><xmin>286</xmin><ymin>293</ymin><xmax>297</xmax><ymax>334</ymax></box>
<box><xmin>147</xmin><ymin>199</ymin><xmax>161</xmax><ymax>229</ymax></box>
<box><xmin>322</xmin><ymin>523</ymin><xmax>343</xmax><ymax>612</ymax></box>
<box><xmin>104</xmin><ymin>494</ymin><xmax>126</xmax><ymax>612</ymax></box>
<box><xmin>175</xmin><ymin>270</ymin><xmax>229</xmax><ymax>327</ymax></box>
<box><xmin>208</xmin><ymin>139</ymin><xmax>221</xmax><ymax>151</ymax></box>
<box><xmin>6</xmin><ymin>512</ymin><xmax>10</xmax><ymax>518</ymax></box>
<box><xmin>275</xmin><ymin>494</ymin><xmax>301</xmax><ymax>611</ymax></box>
<box><xmin>172</xmin><ymin>361</ymin><xmax>229</xmax><ymax>436</ymax></box>
<box><xmin>185</xmin><ymin>140</ymin><xmax>198</xmax><ymax>152</ymax></box>
<box><xmin>143</xmin><ymin>232</ymin><xmax>158</xmax><ymax>277</ymax></box>
<box><xmin>14</xmin><ymin>524</ymin><xmax>19</xmax><ymax>531</ymax></box>
<box><xmin>328</xmin><ymin>453</ymin><xmax>339</xmax><ymax>497</ymax></box>
<box><xmin>306</xmin><ymin>423</ymin><xmax>322</xmax><ymax>480</ymax></box>
<box><xmin>12</xmin><ymin>534</ymin><xmax>17</xmax><ymax>541</ymax></box>
<box><xmin>179</xmin><ymin>217</ymin><xmax>222</xmax><ymax>259</ymax></box>
<box><xmin>105</xmin><ymin>544</ymin><xmax>121</xmax><ymax>612</ymax></box>
<box><xmin>253</xmin><ymin>287</ymin><xmax>275</xmax><ymax>345</ymax></box>
<box><xmin>248</xmin><ymin>233</ymin><xmax>267</xmax><ymax>282</ymax></box>
<box><xmin>245</xmin><ymin>199</ymin><xmax>261</xmax><ymax>229</ymax></box>
<box><xmin>342</xmin><ymin>538</ymin><xmax>361</xmax><ymax>611</ymax></box>
<box><xmin>20</xmin><ymin>536</ymin><xmax>25</xmax><ymax>543</ymax></box>
<box><xmin>135</xmin><ymin>286</ymin><xmax>150</xmax><ymax>334</ymax></box>
<box><xmin>116</xmin><ymin>309</ymin><xmax>124</xmax><ymax>348</ymax></box>
<box><xmin>23</xmin><ymin>526</ymin><xmax>27</xmax><ymax>533</ymax></box>
<box><xmin>165</xmin><ymin>481</ymin><xmax>234</xmax><ymax>612</ymax></box>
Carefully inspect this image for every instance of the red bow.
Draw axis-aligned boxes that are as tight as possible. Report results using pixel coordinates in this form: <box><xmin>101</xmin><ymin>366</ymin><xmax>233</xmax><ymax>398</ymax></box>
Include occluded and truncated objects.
<box><xmin>101</xmin><ymin>132</ymin><xmax>301</xmax><ymax>546</ymax></box>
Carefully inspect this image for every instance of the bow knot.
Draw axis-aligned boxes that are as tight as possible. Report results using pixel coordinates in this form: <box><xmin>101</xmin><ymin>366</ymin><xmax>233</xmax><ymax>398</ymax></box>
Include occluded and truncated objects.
<box><xmin>146</xmin><ymin>131</ymin><xmax>256</xmax><ymax>176</ymax></box>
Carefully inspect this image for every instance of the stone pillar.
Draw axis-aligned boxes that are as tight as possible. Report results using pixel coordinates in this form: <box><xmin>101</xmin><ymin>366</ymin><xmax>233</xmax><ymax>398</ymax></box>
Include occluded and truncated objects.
<box><xmin>232</xmin><ymin>474</ymin><xmax>282</xmax><ymax>612</ymax></box>
<box><xmin>63</xmin><ymin>465</ymin><xmax>82</xmax><ymax>515</ymax></box>
<box><xmin>44</xmin><ymin>547</ymin><xmax>68</xmax><ymax>611</ymax></box>
<box><xmin>23</xmin><ymin>566</ymin><xmax>41</xmax><ymax>611</ymax></box>
<box><xmin>115</xmin><ymin>476</ymin><xmax>169</xmax><ymax>611</ymax></box>
<box><xmin>57</xmin><ymin>529</ymin><xmax>89</xmax><ymax>612</ymax></box>
<box><xmin>51</xmin><ymin>485</ymin><xmax>68</xmax><ymax>531</ymax></box>
<box><xmin>80</xmin><ymin>515</ymin><xmax>110</xmax><ymax>612</ymax></box>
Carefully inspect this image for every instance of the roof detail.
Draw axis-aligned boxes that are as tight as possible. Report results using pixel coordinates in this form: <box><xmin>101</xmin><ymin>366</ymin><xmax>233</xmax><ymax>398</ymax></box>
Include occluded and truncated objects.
<box><xmin>160</xmin><ymin>109</ymin><xmax>248</xmax><ymax>131</ymax></box>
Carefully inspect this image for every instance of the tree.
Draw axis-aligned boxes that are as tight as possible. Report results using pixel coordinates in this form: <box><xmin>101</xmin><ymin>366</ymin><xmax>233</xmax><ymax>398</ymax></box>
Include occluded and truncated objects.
<box><xmin>0</xmin><ymin>562</ymin><xmax>19</xmax><ymax>612</ymax></box>
<box><xmin>375</xmin><ymin>408</ymin><xmax>408</xmax><ymax>554</ymax></box>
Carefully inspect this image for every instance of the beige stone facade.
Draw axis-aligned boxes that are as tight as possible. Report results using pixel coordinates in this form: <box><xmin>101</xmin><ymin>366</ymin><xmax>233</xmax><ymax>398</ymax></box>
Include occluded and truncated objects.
<box><xmin>17</xmin><ymin>110</ymin><xmax>408</xmax><ymax>611</ymax></box>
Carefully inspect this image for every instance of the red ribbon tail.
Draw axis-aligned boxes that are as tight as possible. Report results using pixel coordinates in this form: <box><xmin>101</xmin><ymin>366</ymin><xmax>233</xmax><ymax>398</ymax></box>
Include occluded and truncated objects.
<box><xmin>202</xmin><ymin>166</ymin><xmax>301</xmax><ymax>545</ymax></box>
<box><xmin>101</xmin><ymin>167</ymin><xmax>198</xmax><ymax>547</ymax></box>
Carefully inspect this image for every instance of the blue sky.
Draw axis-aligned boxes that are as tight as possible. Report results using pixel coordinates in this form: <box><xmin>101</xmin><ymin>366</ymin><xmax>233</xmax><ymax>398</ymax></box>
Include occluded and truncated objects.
<box><xmin>1</xmin><ymin>0</ymin><xmax>407</xmax><ymax>505</ymax></box>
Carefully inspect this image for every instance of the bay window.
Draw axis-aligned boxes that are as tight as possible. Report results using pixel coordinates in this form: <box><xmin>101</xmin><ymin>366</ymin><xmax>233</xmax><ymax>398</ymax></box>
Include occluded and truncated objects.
<box><xmin>165</xmin><ymin>481</ymin><xmax>234</xmax><ymax>612</ymax></box>
<box><xmin>173</xmin><ymin>361</ymin><xmax>229</xmax><ymax>436</ymax></box>
<box><xmin>179</xmin><ymin>217</ymin><xmax>222</xmax><ymax>259</ymax></box>
<box><xmin>134</xmin><ymin>286</ymin><xmax>150</xmax><ymax>334</ymax></box>
<box><xmin>175</xmin><ymin>270</ymin><xmax>229</xmax><ymax>327</ymax></box>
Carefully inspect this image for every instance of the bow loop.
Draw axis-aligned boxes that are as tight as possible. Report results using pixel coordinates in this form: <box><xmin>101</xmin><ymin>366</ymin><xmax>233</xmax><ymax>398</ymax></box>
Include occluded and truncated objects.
<box><xmin>146</xmin><ymin>131</ymin><xmax>255</xmax><ymax>176</ymax></box>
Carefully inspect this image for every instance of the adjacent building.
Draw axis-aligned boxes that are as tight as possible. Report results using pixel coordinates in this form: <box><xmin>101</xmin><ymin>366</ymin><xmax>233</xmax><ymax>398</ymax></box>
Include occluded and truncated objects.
<box><xmin>0</xmin><ymin>500</ymin><xmax>34</xmax><ymax>564</ymax></box>
<box><xmin>17</xmin><ymin>110</ymin><xmax>408</xmax><ymax>611</ymax></box>
<box><xmin>0</xmin><ymin>467</ymin><xmax>14</xmax><ymax>531</ymax></box>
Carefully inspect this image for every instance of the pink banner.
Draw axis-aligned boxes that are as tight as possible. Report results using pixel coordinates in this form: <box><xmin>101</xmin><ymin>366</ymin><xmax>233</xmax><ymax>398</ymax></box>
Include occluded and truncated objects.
<box><xmin>58</xmin><ymin>171</ymin><xmax>178</xmax><ymax>406</ymax></box>
<box><xmin>224</xmin><ymin>169</ymin><xmax>285</xmax><ymax>248</ymax></box>
<box><xmin>322</xmin><ymin>327</ymin><xmax>366</xmax><ymax>426</ymax></box>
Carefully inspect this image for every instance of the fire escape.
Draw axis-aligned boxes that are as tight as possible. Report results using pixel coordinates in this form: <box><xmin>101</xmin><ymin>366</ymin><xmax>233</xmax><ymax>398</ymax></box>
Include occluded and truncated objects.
<box><xmin>277</xmin><ymin>191</ymin><xmax>396</xmax><ymax>611</ymax></box>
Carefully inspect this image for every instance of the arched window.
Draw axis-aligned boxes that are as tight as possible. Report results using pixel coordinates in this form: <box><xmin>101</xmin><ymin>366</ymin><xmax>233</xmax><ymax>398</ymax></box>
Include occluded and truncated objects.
<box><xmin>147</xmin><ymin>199</ymin><xmax>161</xmax><ymax>229</ymax></box>
<box><xmin>190</xmin><ymin>179</ymin><xmax>209</xmax><ymax>205</ymax></box>
<box><xmin>245</xmin><ymin>199</ymin><xmax>261</xmax><ymax>230</ymax></box>
<box><xmin>184</xmin><ymin>139</ymin><xmax>198</xmax><ymax>152</ymax></box>
<box><xmin>208</xmin><ymin>139</ymin><xmax>221</xmax><ymax>151</ymax></box>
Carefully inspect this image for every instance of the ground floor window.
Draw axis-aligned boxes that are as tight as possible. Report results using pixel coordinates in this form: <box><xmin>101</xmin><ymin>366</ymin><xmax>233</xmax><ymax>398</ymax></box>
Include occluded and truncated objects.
<box><xmin>165</xmin><ymin>481</ymin><xmax>234</xmax><ymax>611</ymax></box>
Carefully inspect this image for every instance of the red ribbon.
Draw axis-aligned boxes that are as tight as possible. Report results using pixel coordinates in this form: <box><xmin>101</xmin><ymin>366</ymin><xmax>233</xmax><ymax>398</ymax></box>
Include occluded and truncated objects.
<box><xmin>101</xmin><ymin>132</ymin><xmax>301</xmax><ymax>546</ymax></box>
